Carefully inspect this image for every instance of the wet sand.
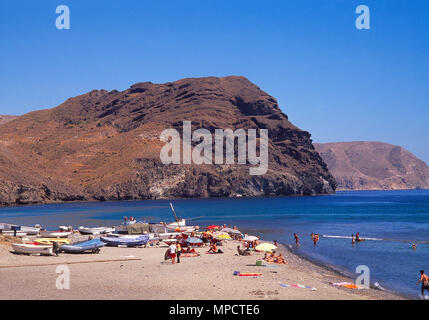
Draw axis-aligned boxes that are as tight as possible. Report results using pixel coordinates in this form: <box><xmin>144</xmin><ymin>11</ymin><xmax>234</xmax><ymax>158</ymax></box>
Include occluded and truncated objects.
<box><xmin>0</xmin><ymin>233</ymin><xmax>403</xmax><ymax>300</ymax></box>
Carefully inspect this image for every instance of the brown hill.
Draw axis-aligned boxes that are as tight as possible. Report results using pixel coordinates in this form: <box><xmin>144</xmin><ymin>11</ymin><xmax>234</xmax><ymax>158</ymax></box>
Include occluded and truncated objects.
<box><xmin>315</xmin><ymin>142</ymin><xmax>429</xmax><ymax>190</ymax></box>
<box><xmin>0</xmin><ymin>76</ymin><xmax>336</xmax><ymax>205</ymax></box>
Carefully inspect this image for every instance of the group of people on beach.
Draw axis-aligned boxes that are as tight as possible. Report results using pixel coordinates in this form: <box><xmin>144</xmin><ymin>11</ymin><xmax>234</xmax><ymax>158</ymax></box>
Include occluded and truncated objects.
<box><xmin>263</xmin><ymin>251</ymin><xmax>286</xmax><ymax>264</ymax></box>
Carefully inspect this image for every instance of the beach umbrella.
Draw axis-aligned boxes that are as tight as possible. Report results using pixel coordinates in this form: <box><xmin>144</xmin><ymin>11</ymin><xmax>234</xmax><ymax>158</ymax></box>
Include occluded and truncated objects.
<box><xmin>185</xmin><ymin>237</ymin><xmax>203</xmax><ymax>245</ymax></box>
<box><xmin>206</xmin><ymin>225</ymin><xmax>221</xmax><ymax>230</ymax></box>
<box><xmin>229</xmin><ymin>229</ymin><xmax>242</xmax><ymax>234</ymax></box>
<box><xmin>221</xmin><ymin>227</ymin><xmax>234</xmax><ymax>233</ymax></box>
<box><xmin>215</xmin><ymin>234</ymin><xmax>232</xmax><ymax>240</ymax></box>
<box><xmin>243</xmin><ymin>235</ymin><xmax>259</xmax><ymax>242</ymax></box>
<box><xmin>213</xmin><ymin>231</ymin><xmax>229</xmax><ymax>236</ymax></box>
<box><xmin>255</xmin><ymin>243</ymin><xmax>277</xmax><ymax>252</ymax></box>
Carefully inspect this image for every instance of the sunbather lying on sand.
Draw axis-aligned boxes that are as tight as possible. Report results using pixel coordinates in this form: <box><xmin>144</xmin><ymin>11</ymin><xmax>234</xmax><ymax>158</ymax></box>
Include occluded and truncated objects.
<box><xmin>275</xmin><ymin>253</ymin><xmax>286</xmax><ymax>264</ymax></box>
<box><xmin>185</xmin><ymin>247</ymin><xmax>196</xmax><ymax>253</ymax></box>
<box><xmin>264</xmin><ymin>252</ymin><xmax>276</xmax><ymax>262</ymax></box>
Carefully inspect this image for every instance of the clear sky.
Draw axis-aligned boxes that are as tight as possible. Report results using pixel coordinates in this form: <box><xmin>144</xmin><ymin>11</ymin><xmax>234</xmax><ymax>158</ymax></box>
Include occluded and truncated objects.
<box><xmin>1</xmin><ymin>0</ymin><xmax>428</xmax><ymax>163</ymax></box>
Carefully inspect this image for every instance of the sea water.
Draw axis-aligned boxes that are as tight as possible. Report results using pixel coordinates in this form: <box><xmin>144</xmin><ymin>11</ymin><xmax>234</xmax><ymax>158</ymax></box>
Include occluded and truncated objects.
<box><xmin>1</xmin><ymin>189</ymin><xmax>428</xmax><ymax>299</ymax></box>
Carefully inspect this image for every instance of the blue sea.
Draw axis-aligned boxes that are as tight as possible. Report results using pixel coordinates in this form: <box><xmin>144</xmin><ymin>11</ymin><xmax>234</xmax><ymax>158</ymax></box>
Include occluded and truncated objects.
<box><xmin>1</xmin><ymin>189</ymin><xmax>428</xmax><ymax>299</ymax></box>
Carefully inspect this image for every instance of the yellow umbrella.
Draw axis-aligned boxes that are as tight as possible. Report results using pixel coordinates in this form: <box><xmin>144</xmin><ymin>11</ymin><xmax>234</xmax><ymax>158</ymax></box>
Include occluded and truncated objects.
<box><xmin>255</xmin><ymin>243</ymin><xmax>277</xmax><ymax>252</ymax></box>
<box><xmin>215</xmin><ymin>234</ymin><xmax>232</xmax><ymax>240</ymax></box>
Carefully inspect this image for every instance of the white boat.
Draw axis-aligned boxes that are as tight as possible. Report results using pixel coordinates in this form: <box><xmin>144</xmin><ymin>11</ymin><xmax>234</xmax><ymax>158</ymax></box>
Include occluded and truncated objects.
<box><xmin>106</xmin><ymin>234</ymin><xmax>145</xmax><ymax>239</ymax></box>
<box><xmin>157</xmin><ymin>232</ymin><xmax>182</xmax><ymax>240</ymax></box>
<box><xmin>78</xmin><ymin>227</ymin><xmax>115</xmax><ymax>235</ymax></box>
<box><xmin>166</xmin><ymin>218</ymin><xmax>186</xmax><ymax>228</ymax></box>
<box><xmin>39</xmin><ymin>230</ymin><xmax>72</xmax><ymax>238</ymax></box>
<box><xmin>0</xmin><ymin>230</ymin><xmax>28</xmax><ymax>237</ymax></box>
<box><xmin>164</xmin><ymin>224</ymin><xmax>195</xmax><ymax>232</ymax></box>
<box><xmin>12</xmin><ymin>243</ymin><xmax>53</xmax><ymax>255</ymax></box>
<box><xmin>19</xmin><ymin>226</ymin><xmax>40</xmax><ymax>235</ymax></box>
<box><xmin>0</xmin><ymin>223</ymin><xmax>39</xmax><ymax>236</ymax></box>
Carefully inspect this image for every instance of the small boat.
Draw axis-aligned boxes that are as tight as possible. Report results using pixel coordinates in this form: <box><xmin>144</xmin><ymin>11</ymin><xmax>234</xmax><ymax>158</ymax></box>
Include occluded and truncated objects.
<box><xmin>0</xmin><ymin>223</ymin><xmax>40</xmax><ymax>236</ymax></box>
<box><xmin>12</xmin><ymin>243</ymin><xmax>53</xmax><ymax>255</ymax></box>
<box><xmin>60</xmin><ymin>238</ymin><xmax>106</xmax><ymax>254</ymax></box>
<box><xmin>18</xmin><ymin>226</ymin><xmax>40</xmax><ymax>235</ymax></box>
<box><xmin>100</xmin><ymin>235</ymin><xmax>150</xmax><ymax>247</ymax></box>
<box><xmin>0</xmin><ymin>230</ymin><xmax>27</xmax><ymax>237</ymax></box>
<box><xmin>34</xmin><ymin>238</ymin><xmax>71</xmax><ymax>245</ymax></box>
<box><xmin>157</xmin><ymin>232</ymin><xmax>181</xmax><ymax>240</ymax></box>
<box><xmin>39</xmin><ymin>230</ymin><xmax>72</xmax><ymax>238</ymax></box>
<box><xmin>164</xmin><ymin>225</ymin><xmax>195</xmax><ymax>232</ymax></box>
<box><xmin>78</xmin><ymin>227</ymin><xmax>115</xmax><ymax>235</ymax></box>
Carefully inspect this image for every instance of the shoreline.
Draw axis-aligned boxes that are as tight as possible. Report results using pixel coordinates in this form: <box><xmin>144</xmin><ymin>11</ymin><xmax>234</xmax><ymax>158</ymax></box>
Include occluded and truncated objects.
<box><xmin>280</xmin><ymin>243</ymin><xmax>411</xmax><ymax>300</ymax></box>
<box><xmin>0</xmin><ymin>233</ymin><xmax>405</xmax><ymax>300</ymax></box>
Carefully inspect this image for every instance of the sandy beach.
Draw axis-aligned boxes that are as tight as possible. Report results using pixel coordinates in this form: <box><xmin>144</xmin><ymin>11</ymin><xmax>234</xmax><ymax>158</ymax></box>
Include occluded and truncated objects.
<box><xmin>0</xmin><ymin>234</ymin><xmax>403</xmax><ymax>300</ymax></box>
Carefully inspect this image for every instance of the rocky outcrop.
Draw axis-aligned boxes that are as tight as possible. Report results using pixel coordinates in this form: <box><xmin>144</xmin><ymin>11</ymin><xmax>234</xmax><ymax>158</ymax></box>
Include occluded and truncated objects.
<box><xmin>315</xmin><ymin>141</ymin><xmax>429</xmax><ymax>190</ymax></box>
<box><xmin>0</xmin><ymin>76</ymin><xmax>336</xmax><ymax>205</ymax></box>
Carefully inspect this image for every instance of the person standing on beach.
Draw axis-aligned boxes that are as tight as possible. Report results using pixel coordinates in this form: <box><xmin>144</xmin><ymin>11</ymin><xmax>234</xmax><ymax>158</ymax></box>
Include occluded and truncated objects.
<box><xmin>169</xmin><ymin>243</ymin><xmax>177</xmax><ymax>264</ymax></box>
<box><xmin>293</xmin><ymin>233</ymin><xmax>299</xmax><ymax>248</ymax></box>
<box><xmin>176</xmin><ymin>243</ymin><xmax>182</xmax><ymax>263</ymax></box>
<box><xmin>416</xmin><ymin>270</ymin><xmax>429</xmax><ymax>298</ymax></box>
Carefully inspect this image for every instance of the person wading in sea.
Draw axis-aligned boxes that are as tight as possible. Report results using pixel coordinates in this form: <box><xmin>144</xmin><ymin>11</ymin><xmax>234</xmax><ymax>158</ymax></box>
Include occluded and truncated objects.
<box><xmin>416</xmin><ymin>270</ymin><xmax>429</xmax><ymax>298</ymax></box>
<box><xmin>293</xmin><ymin>233</ymin><xmax>299</xmax><ymax>248</ymax></box>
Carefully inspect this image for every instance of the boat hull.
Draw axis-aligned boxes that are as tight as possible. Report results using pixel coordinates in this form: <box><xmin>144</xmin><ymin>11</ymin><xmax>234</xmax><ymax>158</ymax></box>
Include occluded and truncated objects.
<box><xmin>12</xmin><ymin>243</ymin><xmax>53</xmax><ymax>255</ymax></box>
<box><xmin>39</xmin><ymin>231</ymin><xmax>72</xmax><ymax>238</ymax></box>
<box><xmin>61</xmin><ymin>239</ymin><xmax>106</xmax><ymax>253</ymax></box>
<box><xmin>34</xmin><ymin>238</ymin><xmax>71</xmax><ymax>245</ymax></box>
<box><xmin>78</xmin><ymin>227</ymin><xmax>115</xmax><ymax>235</ymax></box>
<box><xmin>100</xmin><ymin>235</ymin><xmax>149</xmax><ymax>247</ymax></box>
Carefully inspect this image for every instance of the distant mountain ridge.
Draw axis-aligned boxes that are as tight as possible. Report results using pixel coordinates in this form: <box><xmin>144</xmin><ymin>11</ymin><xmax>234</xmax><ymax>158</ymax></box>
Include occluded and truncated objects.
<box><xmin>0</xmin><ymin>76</ymin><xmax>336</xmax><ymax>205</ymax></box>
<box><xmin>0</xmin><ymin>115</ymin><xmax>18</xmax><ymax>125</ymax></box>
<box><xmin>315</xmin><ymin>141</ymin><xmax>429</xmax><ymax>190</ymax></box>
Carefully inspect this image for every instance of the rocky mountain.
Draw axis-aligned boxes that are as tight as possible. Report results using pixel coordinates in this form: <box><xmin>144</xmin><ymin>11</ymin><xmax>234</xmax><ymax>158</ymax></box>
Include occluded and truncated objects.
<box><xmin>315</xmin><ymin>142</ymin><xmax>429</xmax><ymax>190</ymax></box>
<box><xmin>0</xmin><ymin>76</ymin><xmax>336</xmax><ymax>205</ymax></box>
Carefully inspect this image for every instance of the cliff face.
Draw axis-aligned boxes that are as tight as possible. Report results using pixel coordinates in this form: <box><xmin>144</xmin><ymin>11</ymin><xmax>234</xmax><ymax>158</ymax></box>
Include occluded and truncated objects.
<box><xmin>315</xmin><ymin>142</ymin><xmax>429</xmax><ymax>190</ymax></box>
<box><xmin>0</xmin><ymin>76</ymin><xmax>336</xmax><ymax>205</ymax></box>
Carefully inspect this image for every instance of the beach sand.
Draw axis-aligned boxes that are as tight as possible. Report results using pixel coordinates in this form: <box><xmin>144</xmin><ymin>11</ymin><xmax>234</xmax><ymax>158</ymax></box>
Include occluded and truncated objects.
<box><xmin>0</xmin><ymin>235</ymin><xmax>403</xmax><ymax>300</ymax></box>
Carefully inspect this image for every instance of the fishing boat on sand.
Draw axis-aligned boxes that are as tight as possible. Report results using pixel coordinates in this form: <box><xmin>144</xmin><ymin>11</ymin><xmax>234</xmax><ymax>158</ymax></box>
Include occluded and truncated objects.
<box><xmin>39</xmin><ymin>230</ymin><xmax>72</xmax><ymax>238</ymax></box>
<box><xmin>12</xmin><ymin>243</ymin><xmax>54</xmax><ymax>256</ymax></box>
<box><xmin>1</xmin><ymin>223</ymin><xmax>40</xmax><ymax>236</ymax></box>
<box><xmin>100</xmin><ymin>235</ymin><xmax>150</xmax><ymax>247</ymax></box>
<box><xmin>78</xmin><ymin>226</ymin><xmax>115</xmax><ymax>235</ymax></box>
<box><xmin>60</xmin><ymin>238</ymin><xmax>106</xmax><ymax>254</ymax></box>
<box><xmin>34</xmin><ymin>238</ymin><xmax>71</xmax><ymax>245</ymax></box>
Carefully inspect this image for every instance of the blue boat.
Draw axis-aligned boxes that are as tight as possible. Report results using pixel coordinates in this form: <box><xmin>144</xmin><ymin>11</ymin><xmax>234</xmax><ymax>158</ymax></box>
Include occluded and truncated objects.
<box><xmin>60</xmin><ymin>238</ymin><xmax>106</xmax><ymax>254</ymax></box>
<box><xmin>100</xmin><ymin>235</ymin><xmax>149</xmax><ymax>247</ymax></box>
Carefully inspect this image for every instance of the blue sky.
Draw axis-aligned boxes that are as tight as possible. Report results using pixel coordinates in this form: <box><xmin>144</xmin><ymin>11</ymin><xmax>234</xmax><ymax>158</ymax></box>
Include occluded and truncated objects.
<box><xmin>1</xmin><ymin>0</ymin><xmax>428</xmax><ymax>163</ymax></box>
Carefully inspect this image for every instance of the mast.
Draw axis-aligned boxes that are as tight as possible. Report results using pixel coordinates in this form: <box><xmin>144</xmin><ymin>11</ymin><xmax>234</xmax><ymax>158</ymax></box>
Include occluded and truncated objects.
<box><xmin>169</xmin><ymin>202</ymin><xmax>180</xmax><ymax>227</ymax></box>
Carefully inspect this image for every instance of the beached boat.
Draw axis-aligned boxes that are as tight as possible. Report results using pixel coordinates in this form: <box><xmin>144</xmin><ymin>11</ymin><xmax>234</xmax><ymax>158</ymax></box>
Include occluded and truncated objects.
<box><xmin>156</xmin><ymin>232</ymin><xmax>181</xmax><ymax>240</ymax></box>
<box><xmin>12</xmin><ymin>243</ymin><xmax>53</xmax><ymax>255</ymax></box>
<box><xmin>0</xmin><ymin>230</ymin><xmax>27</xmax><ymax>237</ymax></box>
<box><xmin>33</xmin><ymin>238</ymin><xmax>71</xmax><ymax>245</ymax></box>
<box><xmin>100</xmin><ymin>235</ymin><xmax>150</xmax><ymax>247</ymax></box>
<box><xmin>164</xmin><ymin>225</ymin><xmax>195</xmax><ymax>232</ymax></box>
<box><xmin>78</xmin><ymin>226</ymin><xmax>115</xmax><ymax>235</ymax></box>
<box><xmin>0</xmin><ymin>223</ymin><xmax>40</xmax><ymax>236</ymax></box>
<box><xmin>39</xmin><ymin>230</ymin><xmax>72</xmax><ymax>238</ymax></box>
<box><xmin>60</xmin><ymin>238</ymin><xmax>106</xmax><ymax>253</ymax></box>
